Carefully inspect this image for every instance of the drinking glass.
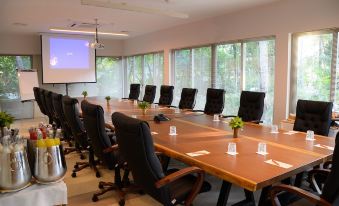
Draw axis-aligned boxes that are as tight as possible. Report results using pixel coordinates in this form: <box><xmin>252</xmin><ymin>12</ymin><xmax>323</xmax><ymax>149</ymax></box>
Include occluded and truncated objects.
<box><xmin>133</xmin><ymin>100</ymin><xmax>138</xmax><ymax>105</ymax></box>
<box><xmin>306</xmin><ymin>130</ymin><xmax>315</xmax><ymax>140</ymax></box>
<box><xmin>228</xmin><ymin>142</ymin><xmax>237</xmax><ymax>154</ymax></box>
<box><xmin>169</xmin><ymin>126</ymin><xmax>177</xmax><ymax>135</ymax></box>
<box><xmin>271</xmin><ymin>124</ymin><xmax>278</xmax><ymax>133</ymax></box>
<box><xmin>175</xmin><ymin>108</ymin><xmax>180</xmax><ymax>114</ymax></box>
<box><xmin>258</xmin><ymin>142</ymin><xmax>267</xmax><ymax>154</ymax></box>
<box><xmin>213</xmin><ymin>114</ymin><xmax>220</xmax><ymax>121</ymax></box>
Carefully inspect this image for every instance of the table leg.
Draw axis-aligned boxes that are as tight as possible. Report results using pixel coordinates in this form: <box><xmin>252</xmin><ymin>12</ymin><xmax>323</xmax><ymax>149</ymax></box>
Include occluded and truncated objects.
<box><xmin>217</xmin><ymin>181</ymin><xmax>232</xmax><ymax>206</ymax></box>
<box><xmin>232</xmin><ymin>190</ymin><xmax>255</xmax><ymax>206</ymax></box>
<box><xmin>258</xmin><ymin>186</ymin><xmax>272</xmax><ymax>206</ymax></box>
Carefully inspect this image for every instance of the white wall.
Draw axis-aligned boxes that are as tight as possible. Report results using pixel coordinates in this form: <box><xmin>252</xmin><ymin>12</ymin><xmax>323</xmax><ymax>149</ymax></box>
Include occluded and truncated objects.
<box><xmin>0</xmin><ymin>33</ymin><xmax>124</xmax><ymax>97</ymax></box>
<box><xmin>122</xmin><ymin>0</ymin><xmax>339</xmax><ymax>124</ymax></box>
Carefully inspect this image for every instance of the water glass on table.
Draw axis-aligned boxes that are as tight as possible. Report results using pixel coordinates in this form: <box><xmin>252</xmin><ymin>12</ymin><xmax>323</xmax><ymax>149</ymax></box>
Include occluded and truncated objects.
<box><xmin>169</xmin><ymin>126</ymin><xmax>177</xmax><ymax>135</ymax></box>
<box><xmin>306</xmin><ymin>130</ymin><xmax>315</xmax><ymax>141</ymax></box>
<box><xmin>228</xmin><ymin>142</ymin><xmax>237</xmax><ymax>154</ymax></box>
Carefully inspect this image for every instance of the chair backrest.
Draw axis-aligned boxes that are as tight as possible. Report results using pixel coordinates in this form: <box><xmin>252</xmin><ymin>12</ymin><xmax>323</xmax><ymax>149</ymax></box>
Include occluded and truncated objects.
<box><xmin>129</xmin><ymin>84</ymin><xmax>141</xmax><ymax>100</ymax></box>
<box><xmin>112</xmin><ymin>112</ymin><xmax>170</xmax><ymax>204</ymax></box>
<box><xmin>52</xmin><ymin>93</ymin><xmax>72</xmax><ymax>139</ymax></box>
<box><xmin>293</xmin><ymin>100</ymin><xmax>333</xmax><ymax>136</ymax></box>
<box><xmin>321</xmin><ymin>134</ymin><xmax>339</xmax><ymax>203</ymax></box>
<box><xmin>81</xmin><ymin>100</ymin><xmax>114</xmax><ymax>168</ymax></box>
<box><xmin>143</xmin><ymin>85</ymin><xmax>157</xmax><ymax>103</ymax></box>
<box><xmin>33</xmin><ymin>87</ymin><xmax>47</xmax><ymax>115</ymax></box>
<box><xmin>62</xmin><ymin>96</ymin><xmax>88</xmax><ymax>147</ymax></box>
<box><xmin>43</xmin><ymin>90</ymin><xmax>56</xmax><ymax>118</ymax></box>
<box><xmin>158</xmin><ymin>85</ymin><xmax>174</xmax><ymax>106</ymax></box>
<box><xmin>178</xmin><ymin>88</ymin><xmax>198</xmax><ymax>109</ymax></box>
<box><xmin>204</xmin><ymin>88</ymin><xmax>225</xmax><ymax>115</ymax></box>
<box><xmin>237</xmin><ymin>91</ymin><xmax>265</xmax><ymax>122</ymax></box>
<box><xmin>39</xmin><ymin>88</ymin><xmax>51</xmax><ymax>117</ymax></box>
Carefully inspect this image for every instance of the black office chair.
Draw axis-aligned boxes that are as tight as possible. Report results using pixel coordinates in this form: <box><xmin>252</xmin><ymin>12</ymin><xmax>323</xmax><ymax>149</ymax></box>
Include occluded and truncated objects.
<box><xmin>270</xmin><ymin>134</ymin><xmax>339</xmax><ymax>206</ymax></box>
<box><xmin>293</xmin><ymin>100</ymin><xmax>333</xmax><ymax>136</ymax></box>
<box><xmin>52</xmin><ymin>93</ymin><xmax>80</xmax><ymax>155</ymax></box>
<box><xmin>33</xmin><ymin>87</ymin><xmax>48</xmax><ymax>117</ymax></box>
<box><xmin>62</xmin><ymin>96</ymin><xmax>98</xmax><ymax>177</ymax></box>
<box><xmin>194</xmin><ymin>88</ymin><xmax>225</xmax><ymax>115</ymax></box>
<box><xmin>157</xmin><ymin>85</ymin><xmax>174</xmax><ymax>106</ymax></box>
<box><xmin>39</xmin><ymin>88</ymin><xmax>53</xmax><ymax>124</ymax></box>
<box><xmin>222</xmin><ymin>91</ymin><xmax>265</xmax><ymax>123</ymax></box>
<box><xmin>81</xmin><ymin>100</ymin><xmax>129</xmax><ymax>204</ymax></box>
<box><xmin>44</xmin><ymin>90</ymin><xmax>60</xmax><ymax>127</ymax></box>
<box><xmin>178</xmin><ymin>88</ymin><xmax>198</xmax><ymax>109</ymax></box>
<box><xmin>143</xmin><ymin>85</ymin><xmax>156</xmax><ymax>103</ymax></box>
<box><xmin>123</xmin><ymin>84</ymin><xmax>140</xmax><ymax>100</ymax></box>
<box><xmin>112</xmin><ymin>112</ymin><xmax>211</xmax><ymax>206</ymax></box>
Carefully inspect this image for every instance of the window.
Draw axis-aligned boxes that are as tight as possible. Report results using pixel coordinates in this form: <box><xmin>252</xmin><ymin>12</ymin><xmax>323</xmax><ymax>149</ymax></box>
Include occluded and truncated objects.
<box><xmin>216</xmin><ymin>43</ymin><xmax>241</xmax><ymax>115</ymax></box>
<box><xmin>126</xmin><ymin>52</ymin><xmax>164</xmax><ymax>100</ymax></box>
<box><xmin>243</xmin><ymin>40</ymin><xmax>275</xmax><ymax>124</ymax></box>
<box><xmin>0</xmin><ymin>55</ymin><xmax>32</xmax><ymax>100</ymax></box>
<box><xmin>290</xmin><ymin>29</ymin><xmax>338</xmax><ymax>112</ymax></box>
<box><xmin>215</xmin><ymin>39</ymin><xmax>275</xmax><ymax>124</ymax></box>
<box><xmin>172</xmin><ymin>46</ymin><xmax>211</xmax><ymax>109</ymax></box>
<box><xmin>96</xmin><ymin>56</ymin><xmax>123</xmax><ymax>98</ymax></box>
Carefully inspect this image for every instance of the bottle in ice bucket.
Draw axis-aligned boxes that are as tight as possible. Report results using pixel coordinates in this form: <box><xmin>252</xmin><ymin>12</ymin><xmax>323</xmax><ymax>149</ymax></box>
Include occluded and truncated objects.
<box><xmin>54</xmin><ymin>129</ymin><xmax>61</xmax><ymax>146</ymax></box>
<box><xmin>45</xmin><ymin>129</ymin><xmax>55</xmax><ymax>147</ymax></box>
<box><xmin>36</xmin><ymin>130</ymin><xmax>46</xmax><ymax>147</ymax></box>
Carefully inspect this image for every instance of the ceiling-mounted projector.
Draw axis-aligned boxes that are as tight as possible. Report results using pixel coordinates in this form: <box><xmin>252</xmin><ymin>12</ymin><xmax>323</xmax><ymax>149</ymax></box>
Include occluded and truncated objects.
<box><xmin>90</xmin><ymin>42</ymin><xmax>104</xmax><ymax>49</ymax></box>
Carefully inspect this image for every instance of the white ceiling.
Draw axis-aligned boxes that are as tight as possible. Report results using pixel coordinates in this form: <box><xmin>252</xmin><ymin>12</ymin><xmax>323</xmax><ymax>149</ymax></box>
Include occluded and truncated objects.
<box><xmin>0</xmin><ymin>0</ymin><xmax>281</xmax><ymax>39</ymax></box>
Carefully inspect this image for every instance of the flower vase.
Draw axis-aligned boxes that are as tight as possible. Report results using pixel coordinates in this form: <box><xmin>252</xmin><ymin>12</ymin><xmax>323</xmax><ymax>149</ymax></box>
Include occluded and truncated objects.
<box><xmin>142</xmin><ymin>109</ymin><xmax>147</xmax><ymax>115</ymax></box>
<box><xmin>233</xmin><ymin>128</ymin><xmax>239</xmax><ymax>138</ymax></box>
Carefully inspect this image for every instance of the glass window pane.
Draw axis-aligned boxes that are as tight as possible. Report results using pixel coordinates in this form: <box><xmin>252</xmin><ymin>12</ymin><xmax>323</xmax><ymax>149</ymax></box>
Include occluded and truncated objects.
<box><xmin>192</xmin><ymin>46</ymin><xmax>211</xmax><ymax>110</ymax></box>
<box><xmin>296</xmin><ymin>33</ymin><xmax>332</xmax><ymax>103</ymax></box>
<box><xmin>333</xmin><ymin>33</ymin><xmax>339</xmax><ymax>109</ymax></box>
<box><xmin>126</xmin><ymin>56</ymin><xmax>143</xmax><ymax>96</ymax></box>
<box><xmin>144</xmin><ymin>52</ymin><xmax>164</xmax><ymax>101</ymax></box>
<box><xmin>0</xmin><ymin>55</ymin><xmax>32</xmax><ymax>100</ymax></box>
<box><xmin>216</xmin><ymin>43</ymin><xmax>241</xmax><ymax>115</ymax></box>
<box><xmin>173</xmin><ymin>49</ymin><xmax>191</xmax><ymax>106</ymax></box>
<box><xmin>244</xmin><ymin>39</ymin><xmax>275</xmax><ymax>124</ymax></box>
<box><xmin>96</xmin><ymin>57</ymin><xmax>123</xmax><ymax>98</ymax></box>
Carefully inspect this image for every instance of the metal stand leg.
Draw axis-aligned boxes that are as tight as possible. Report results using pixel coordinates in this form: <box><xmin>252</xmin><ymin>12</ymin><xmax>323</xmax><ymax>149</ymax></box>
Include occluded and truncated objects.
<box><xmin>258</xmin><ymin>186</ymin><xmax>272</xmax><ymax>206</ymax></box>
<box><xmin>217</xmin><ymin>181</ymin><xmax>232</xmax><ymax>206</ymax></box>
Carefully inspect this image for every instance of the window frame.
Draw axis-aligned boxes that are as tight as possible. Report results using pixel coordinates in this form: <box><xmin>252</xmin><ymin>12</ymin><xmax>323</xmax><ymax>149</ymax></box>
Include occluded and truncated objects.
<box><xmin>289</xmin><ymin>28</ymin><xmax>339</xmax><ymax>113</ymax></box>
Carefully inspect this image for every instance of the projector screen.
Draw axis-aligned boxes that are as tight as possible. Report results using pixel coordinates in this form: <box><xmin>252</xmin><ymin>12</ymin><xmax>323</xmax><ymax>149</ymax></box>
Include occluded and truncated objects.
<box><xmin>41</xmin><ymin>34</ymin><xmax>96</xmax><ymax>83</ymax></box>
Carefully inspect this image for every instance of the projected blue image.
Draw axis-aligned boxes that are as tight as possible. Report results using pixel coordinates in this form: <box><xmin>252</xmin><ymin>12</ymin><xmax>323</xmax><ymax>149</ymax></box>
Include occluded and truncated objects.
<box><xmin>50</xmin><ymin>38</ymin><xmax>90</xmax><ymax>69</ymax></box>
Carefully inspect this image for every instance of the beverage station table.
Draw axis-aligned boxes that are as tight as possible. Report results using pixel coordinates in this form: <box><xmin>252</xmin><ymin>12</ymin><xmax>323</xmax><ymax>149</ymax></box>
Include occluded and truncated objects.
<box><xmin>0</xmin><ymin>181</ymin><xmax>67</xmax><ymax>206</ymax></box>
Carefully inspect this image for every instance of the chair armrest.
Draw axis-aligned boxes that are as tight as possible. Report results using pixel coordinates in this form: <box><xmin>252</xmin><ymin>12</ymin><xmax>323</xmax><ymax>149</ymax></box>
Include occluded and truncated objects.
<box><xmin>308</xmin><ymin>169</ymin><xmax>331</xmax><ymax>194</ymax></box>
<box><xmin>270</xmin><ymin>184</ymin><xmax>332</xmax><ymax>206</ymax></box>
<box><xmin>103</xmin><ymin>144</ymin><xmax>119</xmax><ymax>153</ymax></box>
<box><xmin>248</xmin><ymin>120</ymin><xmax>263</xmax><ymax>124</ymax></box>
<box><xmin>155</xmin><ymin>166</ymin><xmax>204</xmax><ymax>188</ymax></box>
<box><xmin>121</xmin><ymin>97</ymin><xmax>129</xmax><ymax>100</ymax></box>
<box><xmin>192</xmin><ymin>110</ymin><xmax>204</xmax><ymax>113</ymax></box>
<box><xmin>105</xmin><ymin>123</ymin><xmax>115</xmax><ymax>131</ymax></box>
<box><xmin>155</xmin><ymin>166</ymin><xmax>205</xmax><ymax>205</ymax></box>
<box><xmin>323</xmin><ymin>160</ymin><xmax>332</xmax><ymax>169</ymax></box>
<box><xmin>221</xmin><ymin>115</ymin><xmax>236</xmax><ymax>118</ymax></box>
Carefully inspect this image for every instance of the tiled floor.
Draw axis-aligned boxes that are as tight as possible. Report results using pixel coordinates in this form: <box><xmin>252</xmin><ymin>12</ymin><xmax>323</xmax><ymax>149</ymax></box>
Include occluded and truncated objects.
<box><xmin>13</xmin><ymin>117</ymin><xmax>265</xmax><ymax>206</ymax></box>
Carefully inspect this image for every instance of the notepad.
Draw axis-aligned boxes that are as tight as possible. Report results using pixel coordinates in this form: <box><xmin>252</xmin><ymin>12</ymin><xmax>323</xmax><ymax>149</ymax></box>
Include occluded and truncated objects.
<box><xmin>314</xmin><ymin>144</ymin><xmax>334</xmax><ymax>151</ymax></box>
<box><xmin>256</xmin><ymin>152</ymin><xmax>269</xmax><ymax>156</ymax></box>
<box><xmin>151</xmin><ymin>132</ymin><xmax>158</xmax><ymax>135</ymax></box>
<box><xmin>283</xmin><ymin>131</ymin><xmax>298</xmax><ymax>135</ymax></box>
<box><xmin>265</xmin><ymin>159</ymin><xmax>293</xmax><ymax>169</ymax></box>
<box><xmin>186</xmin><ymin>150</ymin><xmax>210</xmax><ymax>157</ymax></box>
<box><xmin>225</xmin><ymin>152</ymin><xmax>238</xmax><ymax>156</ymax></box>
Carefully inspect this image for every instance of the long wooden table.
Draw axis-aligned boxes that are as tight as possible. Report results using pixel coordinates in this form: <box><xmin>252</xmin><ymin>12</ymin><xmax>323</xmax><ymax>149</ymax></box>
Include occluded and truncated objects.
<box><xmin>82</xmin><ymin>97</ymin><xmax>335</xmax><ymax>205</ymax></box>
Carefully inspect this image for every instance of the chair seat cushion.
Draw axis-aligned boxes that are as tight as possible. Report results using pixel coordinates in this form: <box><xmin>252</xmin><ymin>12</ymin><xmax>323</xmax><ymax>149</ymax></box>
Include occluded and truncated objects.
<box><xmin>166</xmin><ymin>169</ymin><xmax>211</xmax><ymax>204</ymax></box>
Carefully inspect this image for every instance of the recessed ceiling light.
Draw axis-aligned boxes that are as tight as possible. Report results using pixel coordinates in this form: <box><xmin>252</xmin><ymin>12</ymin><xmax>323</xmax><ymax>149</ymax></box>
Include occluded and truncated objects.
<box><xmin>12</xmin><ymin>22</ymin><xmax>27</xmax><ymax>27</ymax></box>
<box><xmin>49</xmin><ymin>28</ymin><xmax>129</xmax><ymax>36</ymax></box>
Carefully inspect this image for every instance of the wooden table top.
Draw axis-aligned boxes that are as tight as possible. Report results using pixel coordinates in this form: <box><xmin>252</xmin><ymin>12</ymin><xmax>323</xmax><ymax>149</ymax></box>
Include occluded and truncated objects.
<box><xmin>82</xmin><ymin>97</ymin><xmax>335</xmax><ymax>191</ymax></box>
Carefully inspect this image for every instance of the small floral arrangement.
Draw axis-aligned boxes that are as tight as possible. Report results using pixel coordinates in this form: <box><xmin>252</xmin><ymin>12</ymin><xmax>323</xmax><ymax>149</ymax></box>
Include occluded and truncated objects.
<box><xmin>138</xmin><ymin>101</ymin><xmax>150</xmax><ymax>110</ymax></box>
<box><xmin>82</xmin><ymin>91</ymin><xmax>88</xmax><ymax>98</ymax></box>
<box><xmin>0</xmin><ymin>111</ymin><xmax>14</xmax><ymax>136</ymax></box>
<box><xmin>229</xmin><ymin>116</ymin><xmax>244</xmax><ymax>129</ymax></box>
<box><xmin>105</xmin><ymin>96</ymin><xmax>111</xmax><ymax>101</ymax></box>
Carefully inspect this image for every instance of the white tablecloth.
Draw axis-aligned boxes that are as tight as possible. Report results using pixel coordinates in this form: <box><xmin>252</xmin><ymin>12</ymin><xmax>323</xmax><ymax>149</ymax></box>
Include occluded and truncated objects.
<box><xmin>0</xmin><ymin>181</ymin><xmax>67</xmax><ymax>206</ymax></box>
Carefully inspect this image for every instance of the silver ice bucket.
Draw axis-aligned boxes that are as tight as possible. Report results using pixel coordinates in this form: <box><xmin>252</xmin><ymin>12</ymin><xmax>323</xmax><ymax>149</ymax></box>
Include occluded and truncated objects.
<box><xmin>34</xmin><ymin>145</ymin><xmax>66</xmax><ymax>183</ymax></box>
<box><xmin>0</xmin><ymin>149</ymin><xmax>32</xmax><ymax>191</ymax></box>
